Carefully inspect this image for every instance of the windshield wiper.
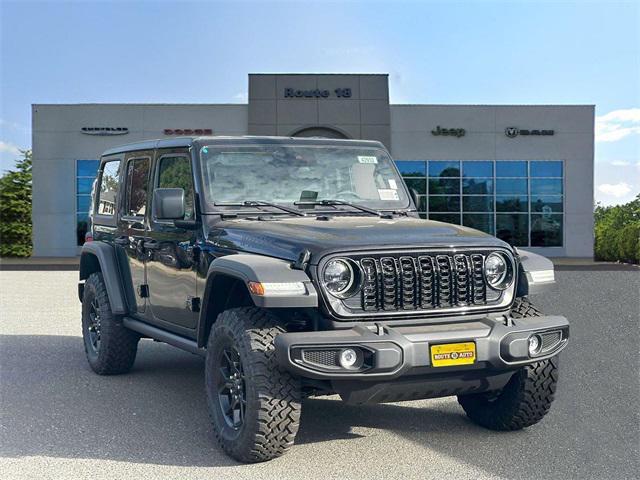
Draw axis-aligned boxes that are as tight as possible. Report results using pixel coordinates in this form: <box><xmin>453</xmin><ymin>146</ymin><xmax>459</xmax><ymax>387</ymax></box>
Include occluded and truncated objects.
<box><xmin>214</xmin><ymin>200</ymin><xmax>307</xmax><ymax>217</ymax></box>
<box><xmin>294</xmin><ymin>199</ymin><xmax>384</xmax><ymax>217</ymax></box>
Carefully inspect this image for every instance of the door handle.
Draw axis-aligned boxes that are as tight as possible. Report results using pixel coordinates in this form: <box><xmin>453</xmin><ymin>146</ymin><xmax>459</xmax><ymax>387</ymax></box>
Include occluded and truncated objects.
<box><xmin>143</xmin><ymin>239</ymin><xmax>161</xmax><ymax>250</ymax></box>
<box><xmin>114</xmin><ymin>236</ymin><xmax>129</xmax><ymax>246</ymax></box>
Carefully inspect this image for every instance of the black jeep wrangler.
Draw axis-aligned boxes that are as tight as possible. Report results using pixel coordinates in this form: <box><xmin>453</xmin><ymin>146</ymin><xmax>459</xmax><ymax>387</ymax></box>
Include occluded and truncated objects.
<box><xmin>79</xmin><ymin>136</ymin><xmax>568</xmax><ymax>463</ymax></box>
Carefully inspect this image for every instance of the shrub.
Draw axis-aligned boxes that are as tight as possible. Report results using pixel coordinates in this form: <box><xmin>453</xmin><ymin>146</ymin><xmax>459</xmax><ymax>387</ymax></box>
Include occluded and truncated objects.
<box><xmin>594</xmin><ymin>194</ymin><xmax>640</xmax><ymax>264</ymax></box>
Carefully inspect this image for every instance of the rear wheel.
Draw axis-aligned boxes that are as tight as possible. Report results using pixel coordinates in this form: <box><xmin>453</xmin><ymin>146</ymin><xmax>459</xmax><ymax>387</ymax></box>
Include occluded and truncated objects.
<box><xmin>81</xmin><ymin>272</ymin><xmax>139</xmax><ymax>375</ymax></box>
<box><xmin>458</xmin><ymin>298</ymin><xmax>558</xmax><ymax>430</ymax></box>
<box><xmin>205</xmin><ymin>307</ymin><xmax>301</xmax><ymax>463</ymax></box>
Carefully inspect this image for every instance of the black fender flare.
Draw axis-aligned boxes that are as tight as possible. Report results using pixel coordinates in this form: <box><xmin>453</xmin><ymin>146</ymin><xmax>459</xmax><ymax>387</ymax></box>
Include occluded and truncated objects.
<box><xmin>197</xmin><ymin>254</ymin><xmax>318</xmax><ymax>347</ymax></box>
<box><xmin>79</xmin><ymin>242</ymin><xmax>128</xmax><ymax>315</ymax></box>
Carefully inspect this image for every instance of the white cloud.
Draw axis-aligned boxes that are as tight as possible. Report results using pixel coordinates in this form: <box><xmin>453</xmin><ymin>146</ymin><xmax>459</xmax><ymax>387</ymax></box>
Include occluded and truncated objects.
<box><xmin>610</xmin><ymin>160</ymin><xmax>631</xmax><ymax>166</ymax></box>
<box><xmin>0</xmin><ymin>141</ymin><xmax>21</xmax><ymax>156</ymax></box>
<box><xmin>597</xmin><ymin>182</ymin><xmax>633</xmax><ymax>198</ymax></box>
<box><xmin>595</xmin><ymin>108</ymin><xmax>640</xmax><ymax>142</ymax></box>
<box><xmin>232</xmin><ymin>92</ymin><xmax>248</xmax><ymax>103</ymax></box>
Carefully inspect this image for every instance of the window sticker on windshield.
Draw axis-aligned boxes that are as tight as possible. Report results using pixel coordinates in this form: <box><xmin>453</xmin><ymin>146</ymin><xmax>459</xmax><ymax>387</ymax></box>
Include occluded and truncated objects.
<box><xmin>378</xmin><ymin>189</ymin><xmax>399</xmax><ymax>201</ymax></box>
<box><xmin>388</xmin><ymin>179</ymin><xmax>398</xmax><ymax>190</ymax></box>
<box><xmin>358</xmin><ymin>156</ymin><xmax>378</xmax><ymax>164</ymax></box>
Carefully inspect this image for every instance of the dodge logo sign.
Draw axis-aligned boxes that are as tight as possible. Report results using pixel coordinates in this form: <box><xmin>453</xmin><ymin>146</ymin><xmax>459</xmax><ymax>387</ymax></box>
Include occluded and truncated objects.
<box><xmin>164</xmin><ymin>128</ymin><xmax>213</xmax><ymax>135</ymax></box>
<box><xmin>505</xmin><ymin>127</ymin><xmax>554</xmax><ymax>138</ymax></box>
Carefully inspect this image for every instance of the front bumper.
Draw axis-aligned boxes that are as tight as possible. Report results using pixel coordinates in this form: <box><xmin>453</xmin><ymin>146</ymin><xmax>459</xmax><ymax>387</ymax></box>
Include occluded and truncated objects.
<box><xmin>275</xmin><ymin>314</ymin><xmax>569</xmax><ymax>381</ymax></box>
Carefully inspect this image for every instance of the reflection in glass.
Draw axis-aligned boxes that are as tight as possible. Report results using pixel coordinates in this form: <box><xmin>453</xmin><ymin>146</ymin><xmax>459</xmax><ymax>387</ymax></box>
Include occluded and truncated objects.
<box><xmin>429</xmin><ymin>161</ymin><xmax>460</xmax><ymax>177</ymax></box>
<box><xmin>463</xmin><ymin>177</ymin><xmax>493</xmax><ymax>194</ymax></box>
<box><xmin>531</xmin><ymin>178</ymin><xmax>563</xmax><ymax>195</ymax></box>
<box><xmin>531</xmin><ymin>195</ymin><xmax>563</xmax><ymax>213</ymax></box>
<box><xmin>496</xmin><ymin>161</ymin><xmax>527</xmax><ymax>177</ymax></box>
<box><xmin>496</xmin><ymin>178</ymin><xmax>528</xmax><ymax>194</ymax></box>
<box><xmin>76</xmin><ymin>195</ymin><xmax>91</xmax><ymax>213</ymax></box>
<box><xmin>463</xmin><ymin>196</ymin><xmax>493</xmax><ymax>212</ymax></box>
<box><xmin>125</xmin><ymin>159</ymin><xmax>150</xmax><ymax>217</ymax></box>
<box><xmin>531</xmin><ymin>214</ymin><xmax>563</xmax><ymax>246</ymax></box>
<box><xmin>403</xmin><ymin>178</ymin><xmax>426</xmax><ymax>195</ymax></box>
<box><xmin>429</xmin><ymin>213</ymin><xmax>461</xmax><ymax>225</ymax></box>
<box><xmin>530</xmin><ymin>161</ymin><xmax>562</xmax><ymax>177</ymax></box>
<box><xmin>395</xmin><ymin>161</ymin><xmax>426</xmax><ymax>177</ymax></box>
<box><xmin>463</xmin><ymin>214</ymin><xmax>494</xmax><ymax>235</ymax></box>
<box><xmin>429</xmin><ymin>196</ymin><xmax>460</xmax><ymax>212</ymax></box>
<box><xmin>76</xmin><ymin>177</ymin><xmax>94</xmax><ymax>195</ymax></box>
<box><xmin>76</xmin><ymin>213</ymin><xmax>89</xmax><ymax>246</ymax></box>
<box><xmin>496</xmin><ymin>214</ymin><xmax>528</xmax><ymax>246</ymax></box>
<box><xmin>158</xmin><ymin>156</ymin><xmax>195</xmax><ymax>219</ymax></box>
<box><xmin>429</xmin><ymin>178</ymin><xmax>460</xmax><ymax>195</ymax></box>
<box><xmin>98</xmin><ymin>161</ymin><xmax>121</xmax><ymax>216</ymax></box>
<box><xmin>77</xmin><ymin>159</ymin><xmax>100</xmax><ymax>177</ymax></box>
<box><xmin>496</xmin><ymin>195</ymin><xmax>528</xmax><ymax>212</ymax></box>
<box><xmin>462</xmin><ymin>161</ymin><xmax>493</xmax><ymax>177</ymax></box>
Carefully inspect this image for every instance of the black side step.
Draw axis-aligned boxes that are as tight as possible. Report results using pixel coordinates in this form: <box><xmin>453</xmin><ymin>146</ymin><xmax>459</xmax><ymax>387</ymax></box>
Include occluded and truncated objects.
<box><xmin>123</xmin><ymin>317</ymin><xmax>205</xmax><ymax>357</ymax></box>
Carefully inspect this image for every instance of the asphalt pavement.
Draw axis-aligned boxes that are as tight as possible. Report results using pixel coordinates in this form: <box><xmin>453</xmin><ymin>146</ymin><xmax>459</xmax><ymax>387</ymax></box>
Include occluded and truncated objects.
<box><xmin>1</xmin><ymin>268</ymin><xmax>638</xmax><ymax>480</ymax></box>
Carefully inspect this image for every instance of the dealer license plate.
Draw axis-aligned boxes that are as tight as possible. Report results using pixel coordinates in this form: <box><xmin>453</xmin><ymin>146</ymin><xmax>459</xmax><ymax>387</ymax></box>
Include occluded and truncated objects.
<box><xmin>430</xmin><ymin>342</ymin><xmax>476</xmax><ymax>367</ymax></box>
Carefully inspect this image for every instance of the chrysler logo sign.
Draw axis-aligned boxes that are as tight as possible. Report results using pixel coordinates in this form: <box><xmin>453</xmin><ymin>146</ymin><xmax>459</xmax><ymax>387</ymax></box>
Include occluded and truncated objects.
<box><xmin>81</xmin><ymin>127</ymin><xmax>129</xmax><ymax>136</ymax></box>
<box><xmin>505</xmin><ymin>127</ymin><xmax>554</xmax><ymax>138</ymax></box>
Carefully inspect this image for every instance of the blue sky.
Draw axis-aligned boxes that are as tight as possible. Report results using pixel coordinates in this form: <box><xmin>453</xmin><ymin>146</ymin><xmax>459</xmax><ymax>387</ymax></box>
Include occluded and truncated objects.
<box><xmin>1</xmin><ymin>0</ymin><xmax>638</xmax><ymax>205</ymax></box>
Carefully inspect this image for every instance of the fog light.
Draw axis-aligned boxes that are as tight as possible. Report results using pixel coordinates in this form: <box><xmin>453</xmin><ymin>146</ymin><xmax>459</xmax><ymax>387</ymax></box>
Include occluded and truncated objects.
<box><xmin>339</xmin><ymin>348</ymin><xmax>358</xmax><ymax>368</ymax></box>
<box><xmin>528</xmin><ymin>335</ymin><xmax>542</xmax><ymax>356</ymax></box>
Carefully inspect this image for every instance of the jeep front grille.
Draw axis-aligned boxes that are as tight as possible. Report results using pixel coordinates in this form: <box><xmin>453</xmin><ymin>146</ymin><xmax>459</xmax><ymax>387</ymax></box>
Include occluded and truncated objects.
<box><xmin>355</xmin><ymin>253</ymin><xmax>490</xmax><ymax>313</ymax></box>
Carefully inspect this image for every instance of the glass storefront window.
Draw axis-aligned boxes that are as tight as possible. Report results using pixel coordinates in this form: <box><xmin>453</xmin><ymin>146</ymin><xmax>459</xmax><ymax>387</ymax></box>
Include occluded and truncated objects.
<box><xmin>396</xmin><ymin>160</ymin><xmax>564</xmax><ymax>248</ymax></box>
<box><xmin>463</xmin><ymin>161</ymin><xmax>493</xmax><ymax>177</ymax></box>
<box><xmin>429</xmin><ymin>161</ymin><xmax>460</xmax><ymax>177</ymax></box>
<box><xmin>76</xmin><ymin>160</ymin><xmax>99</xmax><ymax>246</ymax></box>
<box><xmin>531</xmin><ymin>178</ymin><xmax>563</xmax><ymax>195</ymax></box>
<box><xmin>463</xmin><ymin>214</ymin><xmax>494</xmax><ymax>235</ymax></box>
<box><xmin>463</xmin><ymin>196</ymin><xmax>493</xmax><ymax>212</ymax></box>
<box><xmin>530</xmin><ymin>161</ymin><xmax>562</xmax><ymax>177</ymax></box>
<box><xmin>429</xmin><ymin>178</ymin><xmax>460</xmax><ymax>195</ymax></box>
<box><xmin>496</xmin><ymin>195</ymin><xmax>528</xmax><ymax>212</ymax></box>
<box><xmin>531</xmin><ymin>214</ymin><xmax>563</xmax><ymax>246</ymax></box>
<box><xmin>463</xmin><ymin>178</ymin><xmax>493</xmax><ymax>194</ymax></box>
<box><xmin>496</xmin><ymin>161</ymin><xmax>527</xmax><ymax>177</ymax></box>
<box><xmin>496</xmin><ymin>214</ymin><xmax>529</xmax><ymax>246</ymax></box>
<box><xmin>395</xmin><ymin>160</ymin><xmax>426</xmax><ymax>177</ymax></box>
<box><xmin>404</xmin><ymin>177</ymin><xmax>426</xmax><ymax>195</ymax></box>
<box><xmin>496</xmin><ymin>178</ymin><xmax>528</xmax><ymax>195</ymax></box>
<box><xmin>429</xmin><ymin>196</ymin><xmax>460</xmax><ymax>212</ymax></box>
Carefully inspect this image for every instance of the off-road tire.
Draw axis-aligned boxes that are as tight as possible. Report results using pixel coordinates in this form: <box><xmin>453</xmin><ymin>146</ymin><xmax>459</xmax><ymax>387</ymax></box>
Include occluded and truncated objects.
<box><xmin>458</xmin><ymin>298</ymin><xmax>558</xmax><ymax>430</ymax></box>
<box><xmin>81</xmin><ymin>272</ymin><xmax>139</xmax><ymax>375</ymax></box>
<box><xmin>205</xmin><ymin>307</ymin><xmax>302</xmax><ymax>463</ymax></box>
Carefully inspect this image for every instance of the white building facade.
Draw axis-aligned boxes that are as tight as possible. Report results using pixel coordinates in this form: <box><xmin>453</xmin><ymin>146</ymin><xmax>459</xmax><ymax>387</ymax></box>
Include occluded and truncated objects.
<box><xmin>32</xmin><ymin>74</ymin><xmax>594</xmax><ymax>257</ymax></box>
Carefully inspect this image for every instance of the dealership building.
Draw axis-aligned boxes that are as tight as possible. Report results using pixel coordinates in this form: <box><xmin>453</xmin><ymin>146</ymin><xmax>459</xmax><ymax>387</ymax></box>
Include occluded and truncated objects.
<box><xmin>31</xmin><ymin>73</ymin><xmax>595</xmax><ymax>258</ymax></box>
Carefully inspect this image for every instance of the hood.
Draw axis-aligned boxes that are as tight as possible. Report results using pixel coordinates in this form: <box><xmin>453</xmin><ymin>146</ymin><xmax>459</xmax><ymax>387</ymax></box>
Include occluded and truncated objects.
<box><xmin>205</xmin><ymin>214</ymin><xmax>512</xmax><ymax>264</ymax></box>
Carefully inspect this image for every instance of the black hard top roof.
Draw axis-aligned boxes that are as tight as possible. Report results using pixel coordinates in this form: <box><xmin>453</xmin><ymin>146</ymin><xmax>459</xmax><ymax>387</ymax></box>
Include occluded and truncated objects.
<box><xmin>101</xmin><ymin>136</ymin><xmax>386</xmax><ymax>157</ymax></box>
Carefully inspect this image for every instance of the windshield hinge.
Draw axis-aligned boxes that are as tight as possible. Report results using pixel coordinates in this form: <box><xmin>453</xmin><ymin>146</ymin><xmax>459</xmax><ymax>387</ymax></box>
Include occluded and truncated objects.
<box><xmin>293</xmin><ymin>249</ymin><xmax>312</xmax><ymax>270</ymax></box>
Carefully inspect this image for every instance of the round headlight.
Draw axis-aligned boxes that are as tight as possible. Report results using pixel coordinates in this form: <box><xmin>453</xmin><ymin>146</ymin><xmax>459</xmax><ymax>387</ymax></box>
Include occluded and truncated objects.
<box><xmin>484</xmin><ymin>252</ymin><xmax>512</xmax><ymax>290</ymax></box>
<box><xmin>323</xmin><ymin>259</ymin><xmax>354</xmax><ymax>298</ymax></box>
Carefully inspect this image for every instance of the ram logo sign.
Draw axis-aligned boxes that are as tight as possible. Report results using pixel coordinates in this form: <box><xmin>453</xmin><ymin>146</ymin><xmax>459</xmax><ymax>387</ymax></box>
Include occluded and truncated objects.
<box><xmin>505</xmin><ymin>127</ymin><xmax>554</xmax><ymax>138</ymax></box>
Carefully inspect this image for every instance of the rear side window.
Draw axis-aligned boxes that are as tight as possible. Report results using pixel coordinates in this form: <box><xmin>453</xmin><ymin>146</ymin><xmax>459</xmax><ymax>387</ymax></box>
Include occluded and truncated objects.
<box><xmin>125</xmin><ymin>158</ymin><xmax>151</xmax><ymax>217</ymax></box>
<box><xmin>97</xmin><ymin>160</ymin><xmax>121</xmax><ymax>216</ymax></box>
<box><xmin>157</xmin><ymin>155</ymin><xmax>195</xmax><ymax>219</ymax></box>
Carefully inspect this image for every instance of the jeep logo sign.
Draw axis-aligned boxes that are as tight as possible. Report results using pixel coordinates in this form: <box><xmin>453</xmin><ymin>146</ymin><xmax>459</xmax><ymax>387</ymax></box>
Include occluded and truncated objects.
<box><xmin>431</xmin><ymin>126</ymin><xmax>466</xmax><ymax>138</ymax></box>
<box><xmin>505</xmin><ymin>127</ymin><xmax>554</xmax><ymax>138</ymax></box>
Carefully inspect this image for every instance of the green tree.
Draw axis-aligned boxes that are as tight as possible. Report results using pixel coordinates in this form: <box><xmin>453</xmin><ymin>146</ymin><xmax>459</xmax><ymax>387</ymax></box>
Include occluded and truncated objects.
<box><xmin>594</xmin><ymin>194</ymin><xmax>640</xmax><ymax>263</ymax></box>
<box><xmin>0</xmin><ymin>149</ymin><xmax>32</xmax><ymax>257</ymax></box>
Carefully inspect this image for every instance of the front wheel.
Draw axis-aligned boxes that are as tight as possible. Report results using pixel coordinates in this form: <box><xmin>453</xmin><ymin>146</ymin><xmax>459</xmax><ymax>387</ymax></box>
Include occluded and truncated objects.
<box><xmin>205</xmin><ymin>307</ymin><xmax>301</xmax><ymax>463</ymax></box>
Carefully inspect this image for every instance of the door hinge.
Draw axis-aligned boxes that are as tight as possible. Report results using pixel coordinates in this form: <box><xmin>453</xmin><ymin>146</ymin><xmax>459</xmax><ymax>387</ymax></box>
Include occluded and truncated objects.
<box><xmin>187</xmin><ymin>296</ymin><xmax>201</xmax><ymax>312</ymax></box>
<box><xmin>137</xmin><ymin>284</ymin><xmax>149</xmax><ymax>298</ymax></box>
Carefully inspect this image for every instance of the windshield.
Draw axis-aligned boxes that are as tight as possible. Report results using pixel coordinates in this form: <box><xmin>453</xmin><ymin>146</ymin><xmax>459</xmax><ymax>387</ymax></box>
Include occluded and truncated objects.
<box><xmin>199</xmin><ymin>145</ymin><xmax>410</xmax><ymax>211</ymax></box>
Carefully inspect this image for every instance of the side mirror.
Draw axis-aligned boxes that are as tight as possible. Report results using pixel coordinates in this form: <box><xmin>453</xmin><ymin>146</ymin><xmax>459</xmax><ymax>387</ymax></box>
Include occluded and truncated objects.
<box><xmin>409</xmin><ymin>188</ymin><xmax>420</xmax><ymax>209</ymax></box>
<box><xmin>154</xmin><ymin>188</ymin><xmax>185</xmax><ymax>220</ymax></box>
